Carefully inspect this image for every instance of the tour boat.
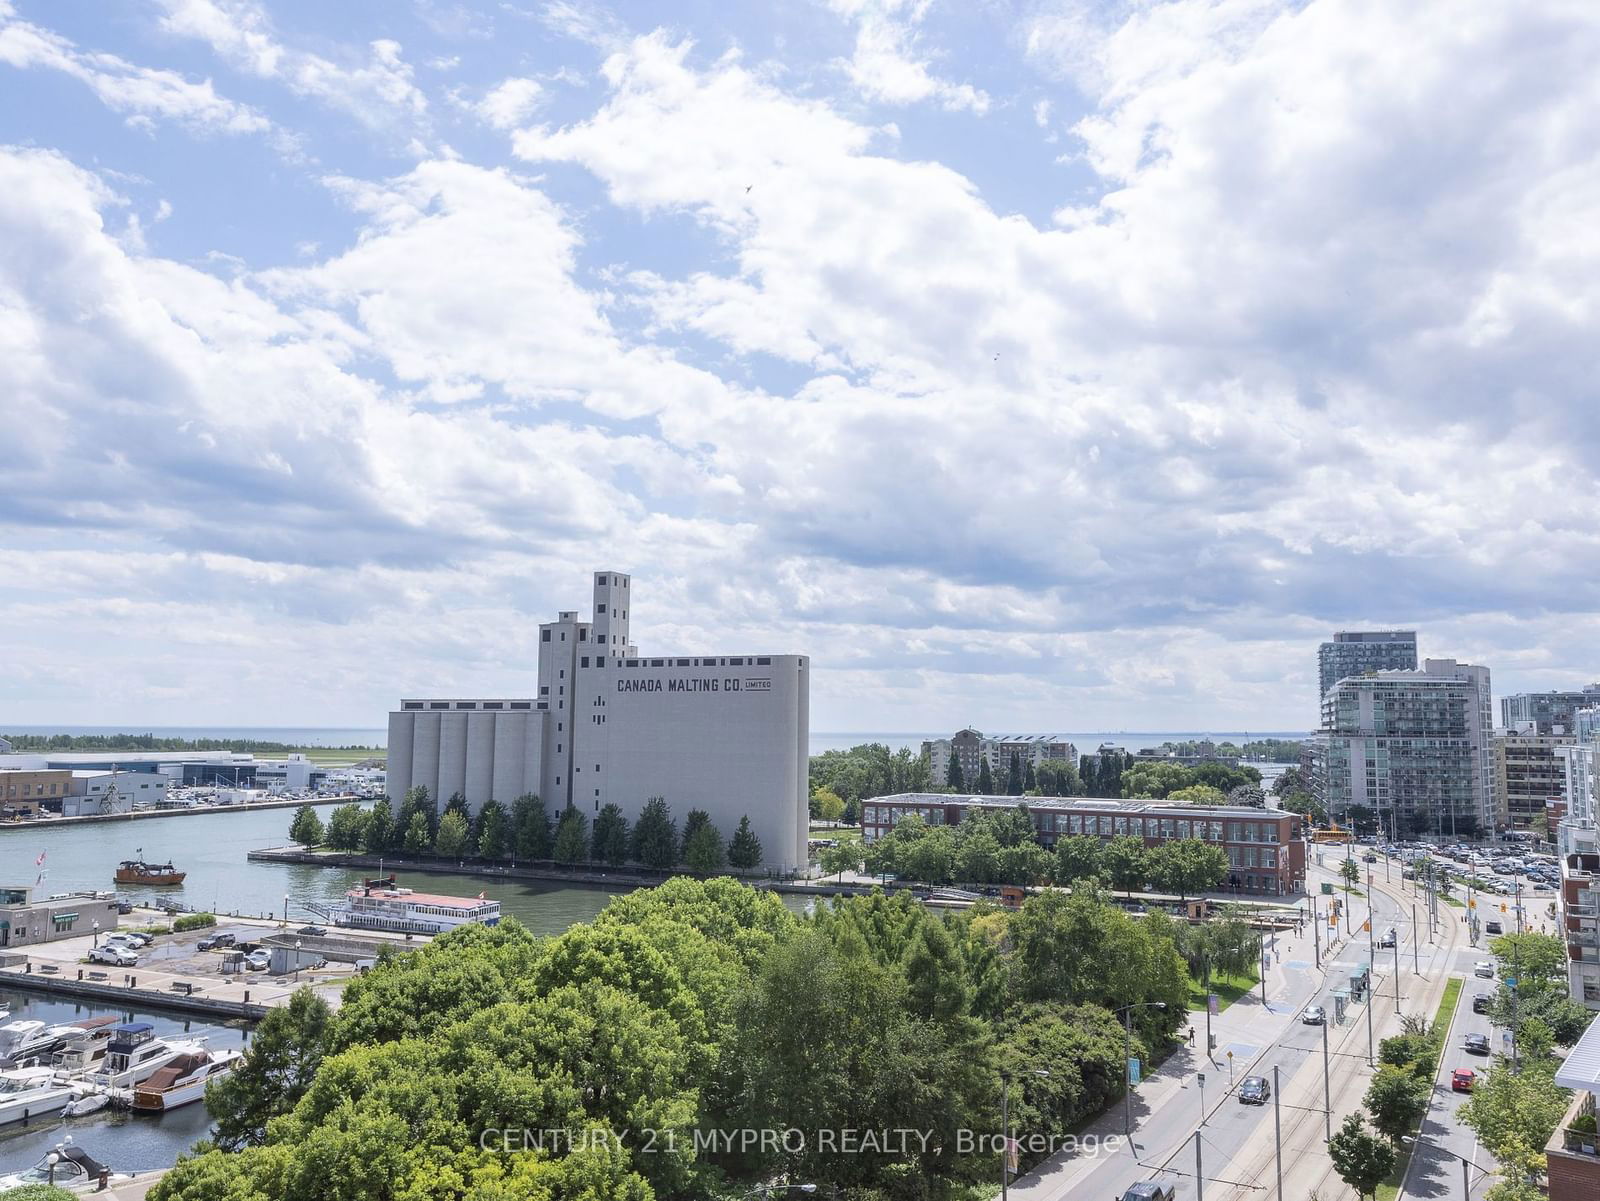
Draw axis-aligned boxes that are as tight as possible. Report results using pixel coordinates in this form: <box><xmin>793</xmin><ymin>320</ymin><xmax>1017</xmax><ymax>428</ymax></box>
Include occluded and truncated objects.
<box><xmin>312</xmin><ymin>876</ymin><xmax>501</xmax><ymax>935</ymax></box>
<box><xmin>82</xmin><ymin>1023</ymin><xmax>209</xmax><ymax>1090</ymax></box>
<box><xmin>131</xmin><ymin>1047</ymin><xmax>242</xmax><ymax>1112</ymax></box>
<box><xmin>114</xmin><ymin>853</ymin><xmax>185</xmax><ymax>886</ymax></box>
<box><xmin>0</xmin><ymin>1066</ymin><xmax>75</xmax><ymax>1125</ymax></box>
<box><xmin>0</xmin><ymin>1139</ymin><xmax>133</xmax><ymax>1194</ymax></box>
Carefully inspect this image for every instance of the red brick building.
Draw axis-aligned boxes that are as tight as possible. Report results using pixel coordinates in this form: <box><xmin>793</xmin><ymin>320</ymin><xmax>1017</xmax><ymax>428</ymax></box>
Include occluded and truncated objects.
<box><xmin>860</xmin><ymin>794</ymin><xmax>1307</xmax><ymax>895</ymax></box>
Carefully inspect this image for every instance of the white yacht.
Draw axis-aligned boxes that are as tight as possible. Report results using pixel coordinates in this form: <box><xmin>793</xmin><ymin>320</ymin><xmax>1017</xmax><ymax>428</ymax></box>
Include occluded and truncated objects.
<box><xmin>82</xmin><ymin>1023</ymin><xmax>208</xmax><ymax>1090</ymax></box>
<box><xmin>132</xmin><ymin>1046</ymin><xmax>242</xmax><ymax>1112</ymax></box>
<box><xmin>0</xmin><ymin>1139</ymin><xmax>134</xmax><ymax>1194</ymax></box>
<box><xmin>0</xmin><ymin>1019</ymin><xmax>88</xmax><ymax>1067</ymax></box>
<box><xmin>314</xmin><ymin>875</ymin><xmax>501</xmax><ymax>935</ymax></box>
<box><xmin>0</xmin><ymin>1065</ymin><xmax>75</xmax><ymax>1125</ymax></box>
<box><xmin>49</xmin><ymin>1017</ymin><xmax>121</xmax><ymax>1078</ymax></box>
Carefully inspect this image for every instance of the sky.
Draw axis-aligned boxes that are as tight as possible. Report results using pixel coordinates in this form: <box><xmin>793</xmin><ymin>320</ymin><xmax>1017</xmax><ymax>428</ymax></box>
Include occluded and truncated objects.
<box><xmin>1</xmin><ymin>0</ymin><xmax>1597</xmax><ymax>733</ymax></box>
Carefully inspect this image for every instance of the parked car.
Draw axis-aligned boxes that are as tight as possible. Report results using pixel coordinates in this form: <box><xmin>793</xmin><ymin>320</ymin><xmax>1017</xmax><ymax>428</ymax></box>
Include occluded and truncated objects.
<box><xmin>1472</xmin><ymin>993</ymin><xmax>1493</xmax><ymax>1014</ymax></box>
<box><xmin>1238</xmin><ymin>1076</ymin><xmax>1271</xmax><ymax>1104</ymax></box>
<box><xmin>1464</xmin><ymin>1033</ymin><xmax>1491</xmax><ymax>1055</ymax></box>
<box><xmin>244</xmin><ymin>949</ymin><xmax>272</xmax><ymax>972</ymax></box>
<box><xmin>115</xmin><ymin>900</ymin><xmax>133</xmax><ymax>915</ymax></box>
<box><xmin>115</xmin><ymin>932</ymin><xmax>152</xmax><ymax>948</ymax></box>
<box><xmin>1302</xmin><ymin>1005</ymin><xmax>1326</xmax><ymax>1025</ymax></box>
<box><xmin>1474</xmin><ymin>961</ymin><xmax>1495</xmax><ymax>978</ymax></box>
<box><xmin>88</xmin><ymin>945</ymin><xmax>137</xmax><ymax>967</ymax></box>
<box><xmin>297</xmin><ymin>925</ymin><xmax>328</xmax><ymax>938</ymax></box>
<box><xmin>1451</xmin><ymin>1068</ymin><xmax>1477</xmax><ymax>1092</ymax></box>
<box><xmin>1119</xmin><ymin>1182</ymin><xmax>1176</xmax><ymax>1201</ymax></box>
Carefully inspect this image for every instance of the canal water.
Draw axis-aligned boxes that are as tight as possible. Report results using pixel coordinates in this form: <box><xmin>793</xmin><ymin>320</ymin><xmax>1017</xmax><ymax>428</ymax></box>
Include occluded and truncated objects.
<box><xmin>0</xmin><ymin>803</ymin><xmax>661</xmax><ymax>936</ymax></box>
<box><xmin>0</xmin><ymin>985</ymin><xmax>249</xmax><ymax>1175</ymax></box>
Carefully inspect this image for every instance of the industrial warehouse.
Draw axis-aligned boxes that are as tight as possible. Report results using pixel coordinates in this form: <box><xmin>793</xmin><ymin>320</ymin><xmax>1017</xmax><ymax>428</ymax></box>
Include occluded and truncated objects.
<box><xmin>385</xmin><ymin>570</ymin><xmax>810</xmax><ymax>871</ymax></box>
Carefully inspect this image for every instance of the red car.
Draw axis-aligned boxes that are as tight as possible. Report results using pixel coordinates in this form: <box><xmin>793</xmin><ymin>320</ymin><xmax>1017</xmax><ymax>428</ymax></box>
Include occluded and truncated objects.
<box><xmin>1451</xmin><ymin>1068</ymin><xmax>1476</xmax><ymax>1092</ymax></box>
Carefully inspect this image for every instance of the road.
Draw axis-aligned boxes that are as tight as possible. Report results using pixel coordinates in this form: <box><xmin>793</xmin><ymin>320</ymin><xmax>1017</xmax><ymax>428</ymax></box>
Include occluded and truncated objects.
<box><xmin>1006</xmin><ymin>856</ymin><xmax>1465</xmax><ymax>1201</ymax></box>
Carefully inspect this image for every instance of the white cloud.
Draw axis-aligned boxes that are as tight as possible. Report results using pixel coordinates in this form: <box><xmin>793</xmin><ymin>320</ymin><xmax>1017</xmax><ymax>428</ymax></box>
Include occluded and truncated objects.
<box><xmin>826</xmin><ymin>0</ymin><xmax>989</xmax><ymax>113</ymax></box>
<box><xmin>474</xmin><ymin>76</ymin><xmax>544</xmax><ymax>129</ymax></box>
<box><xmin>154</xmin><ymin>0</ymin><xmax>429</xmax><ymax>131</ymax></box>
<box><xmin>0</xmin><ymin>9</ymin><xmax>270</xmax><ymax>134</ymax></box>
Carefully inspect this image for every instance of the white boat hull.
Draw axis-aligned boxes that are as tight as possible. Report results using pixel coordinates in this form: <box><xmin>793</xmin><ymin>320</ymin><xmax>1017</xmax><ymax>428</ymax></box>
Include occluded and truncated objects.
<box><xmin>0</xmin><ymin>1086</ymin><xmax>73</xmax><ymax>1126</ymax></box>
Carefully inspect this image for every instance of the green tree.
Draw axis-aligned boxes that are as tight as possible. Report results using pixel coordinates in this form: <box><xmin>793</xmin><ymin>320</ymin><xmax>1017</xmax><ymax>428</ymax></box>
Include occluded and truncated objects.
<box><xmin>434</xmin><ymin>809</ymin><xmax>469</xmax><ymax>858</ymax></box>
<box><xmin>1102</xmin><ymin>835</ymin><xmax>1151</xmax><ymax>896</ymax></box>
<box><xmin>1364</xmin><ymin>1064</ymin><xmax>1431</xmax><ymax>1143</ymax></box>
<box><xmin>1166</xmin><ymin>784</ymin><xmax>1229</xmax><ymax>805</ymax></box>
<box><xmin>976</xmin><ymin>755</ymin><xmax>994</xmax><ymax>794</ymax></box>
<box><xmin>820</xmin><ymin>841</ymin><xmax>859</xmax><ymax>881</ymax></box>
<box><xmin>1006</xmin><ymin>752</ymin><xmax>1024</xmax><ymax>796</ymax></box>
<box><xmin>1054</xmin><ymin>835</ymin><xmax>1102</xmax><ymax>885</ymax></box>
<box><xmin>946</xmin><ymin>753</ymin><xmax>965</xmax><ymax>791</ymax></box>
<box><xmin>632</xmin><ymin>796</ymin><xmax>678</xmax><ymax>869</ymax></box>
<box><xmin>511</xmin><ymin>793</ymin><xmax>551</xmax><ymax>859</ymax></box>
<box><xmin>442</xmin><ymin>790</ymin><xmax>469</xmax><ymax>821</ymax></box>
<box><xmin>401</xmin><ymin>811</ymin><xmax>429</xmax><ymax>855</ymax></box>
<box><xmin>1023</xmin><ymin>761</ymin><xmax>1038</xmax><ymax>793</ymax></box>
<box><xmin>684</xmin><ymin>820</ymin><xmax>724</xmax><ymax>874</ymax></box>
<box><xmin>0</xmin><ymin>1186</ymin><xmax>77</xmax><ymax>1201</ymax></box>
<box><xmin>553</xmin><ymin>806</ymin><xmax>588</xmax><ymax>863</ymax></box>
<box><xmin>1460</xmin><ymin>1057</ymin><xmax>1571</xmax><ymax>1168</ymax></box>
<box><xmin>681</xmin><ymin>808</ymin><xmax>713</xmax><ymax>859</ymax></box>
<box><xmin>324</xmin><ymin>802</ymin><xmax>368</xmax><ymax>850</ymax></box>
<box><xmin>1034</xmin><ymin>760</ymin><xmax>1078</xmax><ymax>797</ymax></box>
<box><xmin>207</xmin><ymin>989</ymin><xmax>335</xmax><ymax>1149</ymax></box>
<box><xmin>1328</xmin><ymin>1112</ymin><xmax>1396</xmax><ymax>1200</ymax></box>
<box><xmin>1490</xmin><ymin>981</ymin><xmax>1594</xmax><ymax>1045</ymax></box>
<box><xmin>362</xmin><ymin>801</ymin><xmax>392</xmax><ymax>853</ymax></box>
<box><xmin>957</xmin><ymin>829</ymin><xmax>1003</xmax><ymax>884</ymax></box>
<box><xmin>288</xmin><ymin>804</ymin><xmax>324</xmax><ymax>850</ymax></box>
<box><xmin>998</xmin><ymin>841</ymin><xmax>1052</xmax><ymax>886</ymax></box>
<box><xmin>813</xmin><ymin>788</ymin><xmax>846</xmax><ymax>822</ymax></box>
<box><xmin>1272</xmin><ymin>767</ymin><xmax>1308</xmax><ymax>796</ymax></box>
<box><xmin>1280</xmin><ymin>791</ymin><xmax>1327</xmax><ymax>824</ymax></box>
<box><xmin>1148</xmin><ymin>839</ymin><xmax>1229</xmax><ymax>901</ymax></box>
<box><xmin>591</xmin><ymin>802</ymin><xmax>630</xmax><ymax>866</ymax></box>
<box><xmin>393</xmin><ymin>785</ymin><xmax>436</xmax><ymax>845</ymax></box>
<box><xmin>1341</xmin><ymin>857</ymin><xmax>1361</xmax><ymax>888</ymax></box>
<box><xmin>727</xmin><ymin>815</ymin><xmax>763</xmax><ymax>874</ymax></box>
<box><xmin>474</xmin><ymin>798</ymin><xmax>509</xmax><ymax>859</ymax></box>
<box><xmin>1121</xmin><ymin>762</ymin><xmax>1194</xmax><ymax>799</ymax></box>
<box><xmin>1488</xmin><ymin>932</ymin><xmax>1567</xmax><ymax>985</ymax></box>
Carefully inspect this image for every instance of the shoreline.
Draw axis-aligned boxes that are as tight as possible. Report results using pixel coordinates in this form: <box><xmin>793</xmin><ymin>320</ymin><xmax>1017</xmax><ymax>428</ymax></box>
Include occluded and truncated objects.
<box><xmin>0</xmin><ymin>795</ymin><xmax>358</xmax><ymax>830</ymax></box>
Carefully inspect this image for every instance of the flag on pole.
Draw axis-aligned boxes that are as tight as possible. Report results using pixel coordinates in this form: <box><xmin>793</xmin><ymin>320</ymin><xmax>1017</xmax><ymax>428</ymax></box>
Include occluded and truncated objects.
<box><xmin>35</xmin><ymin>851</ymin><xmax>45</xmax><ymax>866</ymax></box>
<box><xmin>1006</xmin><ymin>1137</ymin><xmax>1019</xmax><ymax>1176</ymax></box>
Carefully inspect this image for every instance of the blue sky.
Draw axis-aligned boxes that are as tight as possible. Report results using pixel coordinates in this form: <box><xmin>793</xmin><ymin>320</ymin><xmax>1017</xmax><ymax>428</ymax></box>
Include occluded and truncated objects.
<box><xmin>1</xmin><ymin>0</ymin><xmax>1598</xmax><ymax>731</ymax></box>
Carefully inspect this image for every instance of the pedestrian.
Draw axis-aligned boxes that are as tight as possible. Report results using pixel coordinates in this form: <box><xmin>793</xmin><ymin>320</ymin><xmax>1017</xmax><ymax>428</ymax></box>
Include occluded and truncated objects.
<box><xmin>1187</xmin><ymin>1024</ymin><xmax>1195</xmax><ymax>1045</ymax></box>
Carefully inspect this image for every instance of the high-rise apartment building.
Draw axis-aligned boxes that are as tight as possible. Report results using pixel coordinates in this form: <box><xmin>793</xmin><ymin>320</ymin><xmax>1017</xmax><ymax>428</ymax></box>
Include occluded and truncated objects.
<box><xmin>1501</xmin><ymin>688</ymin><xmax>1600</xmax><ymax>734</ymax></box>
<box><xmin>1556</xmin><ymin>706</ymin><xmax>1600</xmax><ymax>1009</ymax></box>
<box><xmin>1317</xmin><ymin>630</ymin><xmax>1418</xmax><ymax>698</ymax></box>
<box><xmin>1317</xmin><ymin>657</ymin><xmax>1496</xmax><ymax>837</ymax></box>
<box><xmin>1496</xmin><ymin>727</ymin><xmax>1575</xmax><ymax>830</ymax></box>
<box><xmin>920</xmin><ymin>730</ymin><xmax>1077</xmax><ymax>788</ymax></box>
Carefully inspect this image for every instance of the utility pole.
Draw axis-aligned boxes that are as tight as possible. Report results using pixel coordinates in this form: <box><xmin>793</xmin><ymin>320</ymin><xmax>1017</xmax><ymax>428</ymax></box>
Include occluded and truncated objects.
<box><xmin>1393</xmin><ymin>926</ymin><xmax>1402</xmax><ymax>1012</ymax></box>
<box><xmin>1320</xmin><ymin>1015</ymin><xmax>1333</xmax><ymax>1141</ymax></box>
<box><xmin>1412</xmin><ymin>905</ymin><xmax>1420</xmax><ymax>973</ymax></box>
<box><xmin>1000</xmin><ymin>1073</ymin><xmax>1010</xmax><ymax>1201</ymax></box>
<box><xmin>1260</xmin><ymin>937</ymin><xmax>1269</xmax><ymax>1008</ymax></box>
<box><xmin>1195</xmin><ymin>1129</ymin><xmax>1205</xmax><ymax>1201</ymax></box>
<box><xmin>1312</xmin><ymin>899</ymin><xmax>1321</xmax><ymax>967</ymax></box>
<box><xmin>1204</xmin><ymin>958</ymin><xmax>1214</xmax><ymax>1063</ymax></box>
<box><xmin>1366</xmin><ymin>869</ymin><xmax>1377</xmax><ymax>1065</ymax></box>
<box><xmin>1273</xmin><ymin>1064</ymin><xmax>1283</xmax><ymax>1201</ymax></box>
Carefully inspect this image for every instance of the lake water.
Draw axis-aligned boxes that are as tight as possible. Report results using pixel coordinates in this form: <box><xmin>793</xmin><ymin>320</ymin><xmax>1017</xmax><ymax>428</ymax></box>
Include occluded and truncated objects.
<box><xmin>5</xmin><ymin>726</ymin><xmax>1312</xmax><ymax>755</ymax></box>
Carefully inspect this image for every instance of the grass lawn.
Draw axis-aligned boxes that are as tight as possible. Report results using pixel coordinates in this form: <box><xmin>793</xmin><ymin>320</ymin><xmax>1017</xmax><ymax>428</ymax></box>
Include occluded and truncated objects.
<box><xmin>292</xmin><ymin>746</ymin><xmax>383</xmax><ymax>766</ymax></box>
<box><xmin>1187</xmin><ymin>965</ymin><xmax>1261</xmax><ymax>1012</ymax></box>
<box><xmin>811</xmin><ymin>823</ymin><xmax>862</xmax><ymax>844</ymax></box>
<box><xmin>1375</xmin><ymin>976</ymin><xmax>1464</xmax><ymax>1201</ymax></box>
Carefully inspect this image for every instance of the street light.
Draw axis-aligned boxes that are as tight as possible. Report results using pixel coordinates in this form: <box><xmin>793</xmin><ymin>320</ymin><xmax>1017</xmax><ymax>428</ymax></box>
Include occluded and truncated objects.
<box><xmin>91</xmin><ymin>920</ymin><xmax>99</xmax><ymax>948</ymax></box>
<box><xmin>1401</xmin><ymin>1135</ymin><xmax>1471</xmax><ymax>1201</ymax></box>
<box><xmin>1000</xmin><ymin>1068</ymin><xmax>1050</xmax><ymax>1201</ymax></box>
<box><xmin>294</xmin><ymin>939</ymin><xmax>303</xmax><ymax>983</ymax></box>
<box><xmin>283</xmin><ymin>894</ymin><xmax>289</xmax><ymax>927</ymax></box>
<box><xmin>46</xmin><ymin>1151</ymin><xmax>59</xmax><ymax>1185</ymax></box>
<box><xmin>1116</xmin><ymin>1002</ymin><xmax>1168</xmax><ymax>1138</ymax></box>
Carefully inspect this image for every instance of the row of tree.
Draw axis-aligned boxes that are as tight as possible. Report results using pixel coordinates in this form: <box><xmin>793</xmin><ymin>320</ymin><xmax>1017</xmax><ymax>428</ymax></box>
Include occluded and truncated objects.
<box><xmin>156</xmin><ymin>877</ymin><xmax>1193</xmax><ymax>1201</ymax></box>
<box><xmin>852</xmin><ymin>804</ymin><xmax>1231</xmax><ymax>898</ymax></box>
<box><xmin>1329</xmin><ymin>932</ymin><xmax>1583</xmax><ymax>1201</ymax></box>
<box><xmin>289</xmin><ymin>790</ymin><xmax>765</xmax><ymax>873</ymax></box>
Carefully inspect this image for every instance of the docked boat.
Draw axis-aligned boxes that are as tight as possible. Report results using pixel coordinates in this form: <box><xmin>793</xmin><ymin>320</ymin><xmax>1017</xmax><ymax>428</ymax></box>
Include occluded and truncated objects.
<box><xmin>49</xmin><ymin>1016</ymin><xmax>121</xmax><ymax>1077</ymax></box>
<box><xmin>61</xmin><ymin>1091</ymin><xmax>112</xmax><ymax>1117</ymax></box>
<box><xmin>114</xmin><ymin>853</ymin><xmax>185</xmax><ymax>886</ymax></box>
<box><xmin>82</xmin><ymin>1023</ymin><xmax>208</xmax><ymax>1090</ymax></box>
<box><xmin>0</xmin><ymin>1066</ymin><xmax>75</xmax><ymax>1125</ymax></box>
<box><xmin>0</xmin><ymin>1139</ymin><xmax>133</xmax><ymax>1193</ymax></box>
<box><xmin>131</xmin><ymin>1047</ymin><xmax>242</xmax><ymax>1112</ymax></box>
<box><xmin>0</xmin><ymin>1020</ymin><xmax>91</xmax><ymax>1068</ymax></box>
<box><xmin>313</xmin><ymin>876</ymin><xmax>501</xmax><ymax>935</ymax></box>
